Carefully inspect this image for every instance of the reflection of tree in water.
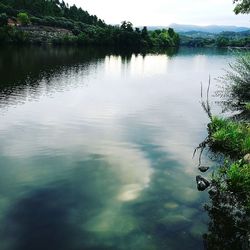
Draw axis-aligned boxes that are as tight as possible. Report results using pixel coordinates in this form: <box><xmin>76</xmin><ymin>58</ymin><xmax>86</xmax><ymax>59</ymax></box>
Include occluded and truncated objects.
<box><xmin>203</xmin><ymin>185</ymin><xmax>249</xmax><ymax>250</ymax></box>
<box><xmin>0</xmin><ymin>45</ymin><xmax>179</xmax><ymax>109</ymax></box>
<box><xmin>0</xmin><ymin>46</ymin><xmax>108</xmax><ymax>108</ymax></box>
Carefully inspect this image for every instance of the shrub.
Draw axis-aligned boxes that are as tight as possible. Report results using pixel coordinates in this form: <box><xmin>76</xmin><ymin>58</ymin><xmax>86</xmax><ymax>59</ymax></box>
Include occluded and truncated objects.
<box><xmin>17</xmin><ymin>12</ymin><xmax>30</xmax><ymax>25</ymax></box>
<box><xmin>227</xmin><ymin>161</ymin><xmax>250</xmax><ymax>194</ymax></box>
<box><xmin>77</xmin><ymin>32</ymin><xmax>90</xmax><ymax>45</ymax></box>
<box><xmin>30</xmin><ymin>16</ymin><xmax>43</xmax><ymax>25</ymax></box>
<box><xmin>218</xmin><ymin>53</ymin><xmax>250</xmax><ymax>104</ymax></box>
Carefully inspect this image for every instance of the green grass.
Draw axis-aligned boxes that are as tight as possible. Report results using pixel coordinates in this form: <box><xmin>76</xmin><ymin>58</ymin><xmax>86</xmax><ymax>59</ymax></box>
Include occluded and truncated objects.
<box><xmin>209</xmin><ymin>116</ymin><xmax>250</xmax><ymax>157</ymax></box>
<box><xmin>227</xmin><ymin>161</ymin><xmax>250</xmax><ymax>194</ymax></box>
<box><xmin>208</xmin><ymin>116</ymin><xmax>250</xmax><ymax>208</ymax></box>
<box><xmin>245</xmin><ymin>102</ymin><xmax>250</xmax><ymax>111</ymax></box>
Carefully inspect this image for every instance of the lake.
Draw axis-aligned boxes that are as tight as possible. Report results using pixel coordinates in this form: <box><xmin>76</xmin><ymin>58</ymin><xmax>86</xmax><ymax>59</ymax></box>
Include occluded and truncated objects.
<box><xmin>0</xmin><ymin>46</ymin><xmax>236</xmax><ymax>250</ymax></box>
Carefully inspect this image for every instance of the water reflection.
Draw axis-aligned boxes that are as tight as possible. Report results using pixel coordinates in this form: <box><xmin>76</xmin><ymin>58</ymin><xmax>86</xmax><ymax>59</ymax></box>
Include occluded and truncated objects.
<box><xmin>203</xmin><ymin>187</ymin><xmax>249</xmax><ymax>250</ymax></box>
<box><xmin>2</xmin><ymin>158</ymin><xmax>120</xmax><ymax>250</ymax></box>
<box><xmin>0</xmin><ymin>46</ymin><xmax>236</xmax><ymax>249</ymax></box>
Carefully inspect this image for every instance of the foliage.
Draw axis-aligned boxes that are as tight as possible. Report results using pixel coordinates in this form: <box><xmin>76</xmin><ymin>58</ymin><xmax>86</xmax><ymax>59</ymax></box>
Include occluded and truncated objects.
<box><xmin>0</xmin><ymin>12</ymin><xmax>7</xmax><ymax>26</ymax></box>
<box><xmin>227</xmin><ymin>161</ymin><xmax>250</xmax><ymax>194</ymax></box>
<box><xmin>0</xmin><ymin>2</ymin><xmax>17</xmax><ymax>16</ymax></box>
<box><xmin>120</xmin><ymin>21</ymin><xmax>133</xmax><ymax>32</ymax></box>
<box><xmin>0</xmin><ymin>25</ymin><xmax>29</xmax><ymax>43</ymax></box>
<box><xmin>180</xmin><ymin>31</ymin><xmax>250</xmax><ymax>48</ymax></box>
<box><xmin>216</xmin><ymin>36</ymin><xmax>229</xmax><ymax>47</ymax></box>
<box><xmin>202</xmin><ymin>2</ymin><xmax>250</xmax><ymax>245</ymax></box>
<box><xmin>0</xmin><ymin>0</ymin><xmax>105</xmax><ymax>26</ymax></box>
<box><xmin>0</xmin><ymin>1</ymin><xmax>180</xmax><ymax>49</ymax></box>
<box><xmin>233</xmin><ymin>0</ymin><xmax>250</xmax><ymax>14</ymax></box>
<box><xmin>245</xmin><ymin>102</ymin><xmax>250</xmax><ymax>111</ymax></box>
<box><xmin>209</xmin><ymin>116</ymin><xmax>250</xmax><ymax>157</ymax></box>
<box><xmin>17</xmin><ymin>12</ymin><xmax>30</xmax><ymax>25</ymax></box>
<box><xmin>149</xmin><ymin>29</ymin><xmax>180</xmax><ymax>48</ymax></box>
<box><xmin>218</xmin><ymin>53</ymin><xmax>250</xmax><ymax>106</ymax></box>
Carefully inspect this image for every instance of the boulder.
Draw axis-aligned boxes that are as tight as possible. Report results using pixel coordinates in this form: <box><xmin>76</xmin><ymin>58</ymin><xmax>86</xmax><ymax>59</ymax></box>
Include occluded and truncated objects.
<box><xmin>196</xmin><ymin>175</ymin><xmax>210</xmax><ymax>191</ymax></box>
<box><xmin>208</xmin><ymin>186</ymin><xmax>217</xmax><ymax>196</ymax></box>
<box><xmin>198</xmin><ymin>166</ymin><xmax>210</xmax><ymax>172</ymax></box>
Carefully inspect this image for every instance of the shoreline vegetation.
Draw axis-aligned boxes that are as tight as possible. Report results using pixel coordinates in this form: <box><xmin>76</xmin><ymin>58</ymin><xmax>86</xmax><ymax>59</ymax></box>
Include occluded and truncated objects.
<box><xmin>0</xmin><ymin>0</ymin><xmax>180</xmax><ymax>50</ymax></box>
<box><xmin>196</xmin><ymin>52</ymin><xmax>250</xmax><ymax>249</ymax></box>
<box><xmin>200</xmin><ymin>2</ymin><xmax>250</xmax><ymax>247</ymax></box>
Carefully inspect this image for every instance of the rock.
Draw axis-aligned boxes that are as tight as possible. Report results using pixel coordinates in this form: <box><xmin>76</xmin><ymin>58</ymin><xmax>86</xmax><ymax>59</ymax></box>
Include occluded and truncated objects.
<box><xmin>198</xmin><ymin>166</ymin><xmax>210</xmax><ymax>172</ymax></box>
<box><xmin>243</xmin><ymin>154</ymin><xmax>250</xmax><ymax>164</ymax></box>
<box><xmin>208</xmin><ymin>186</ymin><xmax>217</xmax><ymax>196</ymax></box>
<box><xmin>196</xmin><ymin>175</ymin><xmax>210</xmax><ymax>191</ymax></box>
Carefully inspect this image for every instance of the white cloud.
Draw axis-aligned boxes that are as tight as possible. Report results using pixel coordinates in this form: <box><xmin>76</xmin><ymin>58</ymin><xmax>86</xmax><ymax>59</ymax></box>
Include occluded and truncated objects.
<box><xmin>66</xmin><ymin>0</ymin><xmax>250</xmax><ymax>26</ymax></box>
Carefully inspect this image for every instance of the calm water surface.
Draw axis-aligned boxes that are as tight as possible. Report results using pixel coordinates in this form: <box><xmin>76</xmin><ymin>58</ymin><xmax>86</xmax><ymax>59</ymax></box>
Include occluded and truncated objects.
<box><xmin>0</xmin><ymin>46</ymin><xmax>236</xmax><ymax>250</ymax></box>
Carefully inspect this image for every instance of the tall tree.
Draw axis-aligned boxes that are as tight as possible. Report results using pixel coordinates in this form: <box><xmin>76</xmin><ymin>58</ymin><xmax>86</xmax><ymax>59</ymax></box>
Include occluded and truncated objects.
<box><xmin>120</xmin><ymin>21</ymin><xmax>133</xmax><ymax>32</ymax></box>
<box><xmin>233</xmin><ymin>0</ymin><xmax>250</xmax><ymax>14</ymax></box>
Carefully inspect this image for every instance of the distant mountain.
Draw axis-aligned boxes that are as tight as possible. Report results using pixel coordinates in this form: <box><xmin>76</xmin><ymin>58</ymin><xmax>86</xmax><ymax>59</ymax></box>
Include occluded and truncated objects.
<box><xmin>142</xmin><ymin>24</ymin><xmax>250</xmax><ymax>33</ymax></box>
<box><xmin>169</xmin><ymin>23</ymin><xmax>250</xmax><ymax>34</ymax></box>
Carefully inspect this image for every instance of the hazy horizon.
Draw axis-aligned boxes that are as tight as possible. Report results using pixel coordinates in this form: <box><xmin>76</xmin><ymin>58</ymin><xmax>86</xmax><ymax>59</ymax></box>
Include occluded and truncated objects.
<box><xmin>66</xmin><ymin>0</ymin><xmax>250</xmax><ymax>27</ymax></box>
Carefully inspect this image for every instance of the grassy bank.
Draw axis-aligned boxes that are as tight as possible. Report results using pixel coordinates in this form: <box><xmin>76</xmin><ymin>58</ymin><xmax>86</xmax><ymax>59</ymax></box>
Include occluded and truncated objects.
<box><xmin>200</xmin><ymin>52</ymin><xmax>250</xmax><ymax>249</ymax></box>
<box><xmin>208</xmin><ymin>116</ymin><xmax>250</xmax><ymax>199</ymax></box>
<box><xmin>208</xmin><ymin>116</ymin><xmax>250</xmax><ymax>158</ymax></box>
<box><xmin>207</xmin><ymin>52</ymin><xmax>250</xmax><ymax>206</ymax></box>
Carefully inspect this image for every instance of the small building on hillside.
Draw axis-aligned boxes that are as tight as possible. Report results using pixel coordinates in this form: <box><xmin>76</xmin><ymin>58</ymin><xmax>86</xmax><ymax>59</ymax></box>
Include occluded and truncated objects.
<box><xmin>7</xmin><ymin>18</ymin><xmax>21</xmax><ymax>27</ymax></box>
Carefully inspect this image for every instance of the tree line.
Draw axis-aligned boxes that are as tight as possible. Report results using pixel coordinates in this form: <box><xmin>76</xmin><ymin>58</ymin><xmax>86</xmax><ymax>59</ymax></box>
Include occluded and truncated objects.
<box><xmin>180</xmin><ymin>31</ymin><xmax>250</xmax><ymax>48</ymax></box>
<box><xmin>0</xmin><ymin>0</ymin><xmax>180</xmax><ymax>49</ymax></box>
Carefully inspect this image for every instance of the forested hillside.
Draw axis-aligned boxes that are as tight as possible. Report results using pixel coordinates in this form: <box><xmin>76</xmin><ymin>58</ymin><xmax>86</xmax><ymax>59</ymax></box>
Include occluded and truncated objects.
<box><xmin>180</xmin><ymin>30</ymin><xmax>250</xmax><ymax>48</ymax></box>
<box><xmin>0</xmin><ymin>0</ymin><xmax>180</xmax><ymax>49</ymax></box>
<box><xmin>0</xmin><ymin>0</ymin><xmax>105</xmax><ymax>26</ymax></box>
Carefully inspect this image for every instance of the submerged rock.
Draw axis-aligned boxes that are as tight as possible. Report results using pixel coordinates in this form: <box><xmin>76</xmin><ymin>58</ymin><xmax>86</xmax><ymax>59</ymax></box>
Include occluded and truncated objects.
<box><xmin>164</xmin><ymin>202</ymin><xmax>179</xmax><ymax>209</ymax></box>
<box><xmin>198</xmin><ymin>166</ymin><xmax>210</xmax><ymax>172</ymax></box>
<box><xmin>172</xmin><ymin>187</ymin><xmax>200</xmax><ymax>203</ymax></box>
<box><xmin>196</xmin><ymin>175</ymin><xmax>210</xmax><ymax>191</ymax></box>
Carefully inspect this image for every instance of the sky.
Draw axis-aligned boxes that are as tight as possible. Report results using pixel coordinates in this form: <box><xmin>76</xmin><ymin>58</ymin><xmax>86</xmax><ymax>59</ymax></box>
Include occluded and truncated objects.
<box><xmin>66</xmin><ymin>0</ymin><xmax>250</xmax><ymax>27</ymax></box>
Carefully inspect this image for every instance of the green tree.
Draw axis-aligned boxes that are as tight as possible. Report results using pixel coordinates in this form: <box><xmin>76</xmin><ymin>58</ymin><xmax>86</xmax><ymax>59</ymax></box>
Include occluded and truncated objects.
<box><xmin>216</xmin><ymin>36</ymin><xmax>229</xmax><ymax>47</ymax></box>
<box><xmin>141</xmin><ymin>26</ymin><xmax>149</xmax><ymax>39</ymax></box>
<box><xmin>17</xmin><ymin>12</ymin><xmax>30</xmax><ymax>25</ymax></box>
<box><xmin>233</xmin><ymin>0</ymin><xmax>250</xmax><ymax>14</ymax></box>
<box><xmin>120</xmin><ymin>21</ymin><xmax>133</xmax><ymax>32</ymax></box>
<box><xmin>0</xmin><ymin>13</ymin><xmax>8</xmax><ymax>26</ymax></box>
<box><xmin>168</xmin><ymin>28</ymin><xmax>175</xmax><ymax>37</ymax></box>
